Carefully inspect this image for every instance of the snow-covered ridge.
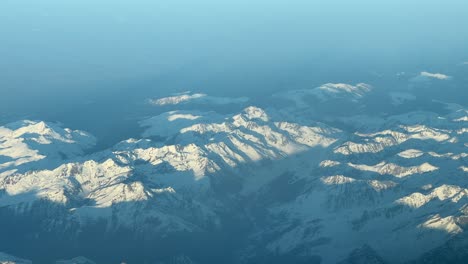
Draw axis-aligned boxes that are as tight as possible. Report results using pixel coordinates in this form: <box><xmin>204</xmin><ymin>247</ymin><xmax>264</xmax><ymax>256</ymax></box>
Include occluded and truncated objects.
<box><xmin>150</xmin><ymin>92</ymin><xmax>206</xmax><ymax>106</ymax></box>
<box><xmin>410</xmin><ymin>72</ymin><xmax>452</xmax><ymax>84</ymax></box>
<box><xmin>0</xmin><ymin>106</ymin><xmax>342</xmax><ymax>234</ymax></box>
<box><xmin>397</xmin><ymin>149</ymin><xmax>467</xmax><ymax>160</ymax></box>
<box><xmin>245</xmin><ymin>102</ymin><xmax>467</xmax><ymax>263</ymax></box>
<box><xmin>143</xmin><ymin>106</ymin><xmax>341</xmax><ymax>164</ymax></box>
<box><xmin>149</xmin><ymin>91</ymin><xmax>249</xmax><ymax>106</ymax></box>
<box><xmin>419</xmin><ymin>71</ymin><xmax>451</xmax><ymax>80</ymax></box>
<box><xmin>273</xmin><ymin>82</ymin><xmax>372</xmax><ymax>108</ymax></box>
<box><xmin>397</xmin><ymin>185</ymin><xmax>467</xmax><ymax>209</ymax></box>
<box><xmin>335</xmin><ymin>124</ymin><xmax>455</xmax><ymax>155</ymax></box>
<box><xmin>139</xmin><ymin>110</ymin><xmax>225</xmax><ymax>138</ymax></box>
<box><xmin>314</xmin><ymin>83</ymin><xmax>372</xmax><ymax>100</ymax></box>
<box><xmin>0</xmin><ymin>120</ymin><xmax>96</xmax><ymax>177</ymax></box>
<box><xmin>321</xmin><ymin>175</ymin><xmax>356</xmax><ymax>185</ymax></box>
<box><xmin>348</xmin><ymin>161</ymin><xmax>438</xmax><ymax>178</ymax></box>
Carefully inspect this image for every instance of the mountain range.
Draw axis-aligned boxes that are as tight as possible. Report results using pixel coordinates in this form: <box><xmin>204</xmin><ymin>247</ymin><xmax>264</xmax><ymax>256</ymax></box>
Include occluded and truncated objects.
<box><xmin>0</xmin><ymin>81</ymin><xmax>466</xmax><ymax>264</ymax></box>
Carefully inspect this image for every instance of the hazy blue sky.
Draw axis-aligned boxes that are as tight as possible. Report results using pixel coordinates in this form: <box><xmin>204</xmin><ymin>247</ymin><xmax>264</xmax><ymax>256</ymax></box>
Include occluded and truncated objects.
<box><xmin>1</xmin><ymin>0</ymin><xmax>467</xmax><ymax>134</ymax></box>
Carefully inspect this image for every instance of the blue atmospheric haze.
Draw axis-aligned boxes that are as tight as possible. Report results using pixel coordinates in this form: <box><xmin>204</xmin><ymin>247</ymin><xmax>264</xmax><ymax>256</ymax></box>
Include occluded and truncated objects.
<box><xmin>0</xmin><ymin>0</ymin><xmax>467</xmax><ymax>145</ymax></box>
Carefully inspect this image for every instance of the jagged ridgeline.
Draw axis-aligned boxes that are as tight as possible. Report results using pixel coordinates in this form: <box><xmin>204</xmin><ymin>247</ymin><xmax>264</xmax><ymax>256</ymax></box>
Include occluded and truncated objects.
<box><xmin>0</xmin><ymin>83</ymin><xmax>467</xmax><ymax>264</ymax></box>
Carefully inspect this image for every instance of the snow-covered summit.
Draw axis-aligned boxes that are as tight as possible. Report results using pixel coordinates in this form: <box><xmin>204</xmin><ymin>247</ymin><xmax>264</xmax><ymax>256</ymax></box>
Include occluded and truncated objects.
<box><xmin>149</xmin><ymin>91</ymin><xmax>249</xmax><ymax>106</ymax></box>
<box><xmin>0</xmin><ymin>120</ymin><xmax>96</xmax><ymax>176</ymax></box>
<box><xmin>313</xmin><ymin>83</ymin><xmax>372</xmax><ymax>101</ymax></box>
<box><xmin>149</xmin><ymin>92</ymin><xmax>207</xmax><ymax>106</ymax></box>
<box><xmin>274</xmin><ymin>82</ymin><xmax>372</xmax><ymax>108</ymax></box>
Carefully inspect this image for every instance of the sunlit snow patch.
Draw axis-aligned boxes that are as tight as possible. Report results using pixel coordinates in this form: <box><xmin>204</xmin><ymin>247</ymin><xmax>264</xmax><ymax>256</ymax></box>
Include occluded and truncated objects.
<box><xmin>149</xmin><ymin>91</ymin><xmax>249</xmax><ymax>106</ymax></box>
<box><xmin>411</xmin><ymin>71</ymin><xmax>452</xmax><ymax>82</ymax></box>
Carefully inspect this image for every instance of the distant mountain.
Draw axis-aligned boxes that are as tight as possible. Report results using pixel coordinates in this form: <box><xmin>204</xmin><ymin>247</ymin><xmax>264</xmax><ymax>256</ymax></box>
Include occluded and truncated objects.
<box><xmin>0</xmin><ymin>252</ymin><xmax>31</xmax><ymax>264</ymax></box>
<box><xmin>273</xmin><ymin>83</ymin><xmax>372</xmax><ymax>108</ymax></box>
<box><xmin>55</xmin><ymin>256</ymin><xmax>96</xmax><ymax>264</ymax></box>
<box><xmin>149</xmin><ymin>91</ymin><xmax>249</xmax><ymax>106</ymax></box>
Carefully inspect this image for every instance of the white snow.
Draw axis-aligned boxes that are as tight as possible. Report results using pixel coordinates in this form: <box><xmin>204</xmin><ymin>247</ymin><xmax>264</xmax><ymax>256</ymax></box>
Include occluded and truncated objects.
<box><xmin>410</xmin><ymin>72</ymin><xmax>452</xmax><ymax>83</ymax></box>
<box><xmin>0</xmin><ymin>120</ymin><xmax>96</xmax><ymax>176</ymax></box>
<box><xmin>273</xmin><ymin>82</ymin><xmax>372</xmax><ymax>107</ymax></box>
<box><xmin>149</xmin><ymin>91</ymin><xmax>249</xmax><ymax>106</ymax></box>
<box><xmin>149</xmin><ymin>92</ymin><xmax>206</xmax><ymax>106</ymax></box>
<box><xmin>398</xmin><ymin>149</ymin><xmax>424</xmax><ymax>159</ymax></box>
<box><xmin>321</xmin><ymin>175</ymin><xmax>356</xmax><ymax>185</ymax></box>
<box><xmin>348</xmin><ymin>162</ymin><xmax>438</xmax><ymax>178</ymax></box>
<box><xmin>419</xmin><ymin>215</ymin><xmax>462</xmax><ymax>234</ymax></box>
<box><xmin>319</xmin><ymin>160</ymin><xmax>341</xmax><ymax>168</ymax></box>
<box><xmin>419</xmin><ymin>71</ymin><xmax>451</xmax><ymax>80</ymax></box>
<box><xmin>139</xmin><ymin>110</ymin><xmax>224</xmax><ymax>138</ymax></box>
<box><xmin>397</xmin><ymin>185</ymin><xmax>466</xmax><ymax>208</ymax></box>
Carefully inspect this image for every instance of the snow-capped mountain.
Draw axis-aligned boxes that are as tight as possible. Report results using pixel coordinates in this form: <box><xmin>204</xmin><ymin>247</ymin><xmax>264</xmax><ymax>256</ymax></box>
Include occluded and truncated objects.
<box><xmin>0</xmin><ymin>83</ymin><xmax>466</xmax><ymax>264</ymax></box>
<box><xmin>273</xmin><ymin>83</ymin><xmax>373</xmax><ymax>108</ymax></box>
<box><xmin>0</xmin><ymin>120</ymin><xmax>96</xmax><ymax>177</ymax></box>
<box><xmin>149</xmin><ymin>91</ymin><xmax>249</xmax><ymax>106</ymax></box>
